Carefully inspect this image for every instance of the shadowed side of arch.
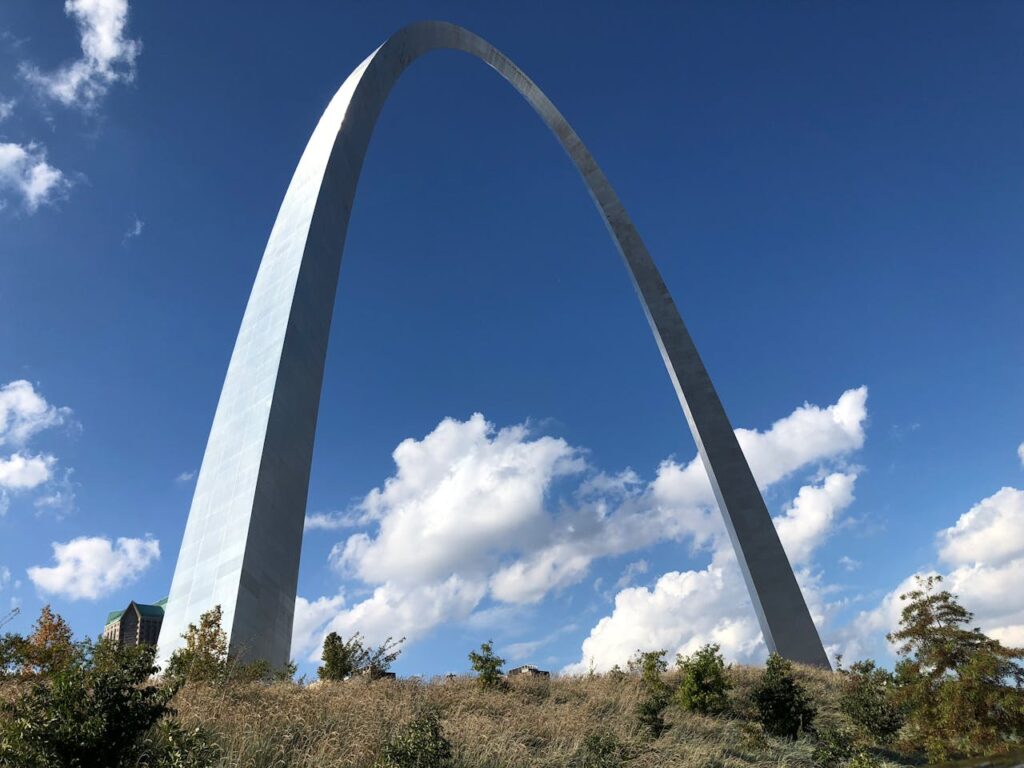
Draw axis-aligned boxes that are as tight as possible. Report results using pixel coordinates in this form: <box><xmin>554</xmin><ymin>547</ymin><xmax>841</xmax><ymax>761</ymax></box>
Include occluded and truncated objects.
<box><xmin>157</xmin><ymin>21</ymin><xmax>830</xmax><ymax>669</ymax></box>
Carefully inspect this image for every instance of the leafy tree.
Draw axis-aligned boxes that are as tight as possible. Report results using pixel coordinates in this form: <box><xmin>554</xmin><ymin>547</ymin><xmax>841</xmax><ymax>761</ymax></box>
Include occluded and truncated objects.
<box><xmin>675</xmin><ymin>643</ymin><xmax>731</xmax><ymax>715</ymax></box>
<box><xmin>750</xmin><ymin>653</ymin><xmax>816</xmax><ymax>739</ymax></box>
<box><xmin>17</xmin><ymin>605</ymin><xmax>81</xmax><ymax>676</ymax></box>
<box><xmin>887</xmin><ymin>574</ymin><xmax>1024</xmax><ymax>761</ymax></box>
<box><xmin>468</xmin><ymin>640</ymin><xmax>505</xmax><ymax>689</ymax></box>
<box><xmin>164</xmin><ymin>605</ymin><xmax>229</xmax><ymax>682</ymax></box>
<box><xmin>0</xmin><ymin>632</ymin><xmax>25</xmax><ymax>679</ymax></box>
<box><xmin>318</xmin><ymin>631</ymin><xmax>404</xmax><ymax>681</ymax></box>
<box><xmin>839</xmin><ymin>659</ymin><xmax>904</xmax><ymax>742</ymax></box>
<box><xmin>0</xmin><ymin>638</ymin><xmax>174</xmax><ymax>768</ymax></box>
<box><xmin>629</xmin><ymin>650</ymin><xmax>671</xmax><ymax>737</ymax></box>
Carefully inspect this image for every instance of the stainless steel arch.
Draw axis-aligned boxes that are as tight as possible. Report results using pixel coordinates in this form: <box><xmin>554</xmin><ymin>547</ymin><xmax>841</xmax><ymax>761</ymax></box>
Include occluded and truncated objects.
<box><xmin>158</xmin><ymin>21</ymin><xmax>830</xmax><ymax>670</ymax></box>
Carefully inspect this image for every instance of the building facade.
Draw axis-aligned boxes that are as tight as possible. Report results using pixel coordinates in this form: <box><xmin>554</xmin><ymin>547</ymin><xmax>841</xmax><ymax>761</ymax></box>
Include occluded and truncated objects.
<box><xmin>103</xmin><ymin>598</ymin><xmax>167</xmax><ymax>647</ymax></box>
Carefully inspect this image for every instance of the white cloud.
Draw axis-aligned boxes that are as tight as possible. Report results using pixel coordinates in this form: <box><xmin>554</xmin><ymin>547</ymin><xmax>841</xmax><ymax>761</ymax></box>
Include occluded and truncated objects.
<box><xmin>21</xmin><ymin>0</ymin><xmax>140</xmax><ymax>109</ymax></box>
<box><xmin>838</xmin><ymin>555</ymin><xmax>861</xmax><ymax>572</ymax></box>
<box><xmin>615</xmin><ymin>559</ymin><xmax>649</xmax><ymax>590</ymax></box>
<box><xmin>938</xmin><ymin>487</ymin><xmax>1024</xmax><ymax>569</ymax></box>
<box><xmin>122</xmin><ymin>215</ymin><xmax>143</xmax><ymax>243</ymax></box>
<box><xmin>291</xmin><ymin>591</ymin><xmax>345</xmax><ymax>659</ymax></box>
<box><xmin>0</xmin><ymin>380</ymin><xmax>71</xmax><ymax>446</ymax></box>
<box><xmin>0</xmin><ymin>98</ymin><xmax>14</xmax><ymax>121</ymax></box>
<box><xmin>0</xmin><ymin>452</ymin><xmax>55</xmax><ymax>491</ymax></box>
<box><xmin>302</xmin><ymin>387</ymin><xmax>869</xmax><ymax>663</ymax></box>
<box><xmin>839</xmin><ymin>479</ymin><xmax>1024</xmax><ymax>662</ymax></box>
<box><xmin>305</xmin><ymin>511</ymin><xmax>362</xmax><ymax>531</ymax></box>
<box><xmin>565</xmin><ymin>471</ymin><xmax>860</xmax><ymax>672</ymax></box>
<box><xmin>775</xmin><ymin>472</ymin><xmax>857</xmax><ymax>566</ymax></box>
<box><xmin>336</xmin><ymin>414</ymin><xmax>585</xmax><ymax>587</ymax></box>
<box><xmin>0</xmin><ymin>143</ymin><xmax>69</xmax><ymax>212</ymax></box>
<box><xmin>28</xmin><ymin>535</ymin><xmax>159</xmax><ymax>600</ymax></box>
<box><xmin>175</xmin><ymin>470</ymin><xmax>196</xmax><ymax>484</ymax></box>
<box><xmin>1018</xmin><ymin>442</ymin><xmax>1024</xmax><ymax>468</ymax></box>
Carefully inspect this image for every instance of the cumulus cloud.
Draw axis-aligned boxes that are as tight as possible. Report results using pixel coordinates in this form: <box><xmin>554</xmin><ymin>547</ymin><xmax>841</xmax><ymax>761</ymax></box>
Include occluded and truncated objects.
<box><xmin>21</xmin><ymin>0</ymin><xmax>141</xmax><ymax>109</ymax></box>
<box><xmin>0</xmin><ymin>453</ymin><xmax>56</xmax><ymax>491</ymax></box>
<box><xmin>0</xmin><ymin>143</ymin><xmax>69</xmax><ymax>212</ymax></box>
<box><xmin>301</xmin><ymin>388</ymin><xmax>869</xmax><ymax>663</ymax></box>
<box><xmin>28</xmin><ymin>535</ymin><xmax>159</xmax><ymax>600</ymax></box>
<box><xmin>0</xmin><ymin>381</ymin><xmax>73</xmax><ymax>502</ymax></box>
<box><xmin>291</xmin><ymin>591</ymin><xmax>346</xmax><ymax>659</ymax></box>
<box><xmin>839</xmin><ymin>479</ymin><xmax>1024</xmax><ymax>661</ymax></box>
<box><xmin>566</xmin><ymin>471</ymin><xmax>860</xmax><ymax>672</ymax></box>
<box><xmin>0</xmin><ymin>380</ymin><xmax>71</xmax><ymax>446</ymax></box>
<box><xmin>0</xmin><ymin>98</ymin><xmax>14</xmax><ymax>122</ymax></box>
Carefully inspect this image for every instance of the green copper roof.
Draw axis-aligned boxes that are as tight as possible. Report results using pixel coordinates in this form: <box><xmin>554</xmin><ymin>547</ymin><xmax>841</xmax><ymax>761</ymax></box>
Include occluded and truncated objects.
<box><xmin>104</xmin><ymin>598</ymin><xmax>168</xmax><ymax>627</ymax></box>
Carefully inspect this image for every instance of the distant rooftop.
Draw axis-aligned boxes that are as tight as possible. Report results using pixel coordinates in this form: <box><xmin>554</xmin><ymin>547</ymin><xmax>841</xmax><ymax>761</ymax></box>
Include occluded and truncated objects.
<box><xmin>104</xmin><ymin>598</ymin><xmax>169</xmax><ymax>627</ymax></box>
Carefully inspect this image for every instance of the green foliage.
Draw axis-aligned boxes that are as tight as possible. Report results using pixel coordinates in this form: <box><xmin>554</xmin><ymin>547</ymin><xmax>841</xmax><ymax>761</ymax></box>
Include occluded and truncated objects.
<box><xmin>629</xmin><ymin>650</ymin><xmax>671</xmax><ymax>737</ymax></box>
<box><xmin>375</xmin><ymin>710</ymin><xmax>453</xmax><ymax>768</ymax></box>
<box><xmin>136</xmin><ymin>721</ymin><xmax>221</xmax><ymax>768</ymax></box>
<box><xmin>468</xmin><ymin>640</ymin><xmax>505</xmax><ymax>690</ymax></box>
<box><xmin>164</xmin><ymin>605</ymin><xmax>229</xmax><ymax>683</ymax></box>
<box><xmin>750</xmin><ymin>653</ymin><xmax>816</xmax><ymax>739</ymax></box>
<box><xmin>887</xmin><ymin>574</ymin><xmax>1024</xmax><ymax>762</ymax></box>
<box><xmin>318</xmin><ymin>631</ymin><xmax>405</xmax><ymax>681</ymax></box>
<box><xmin>0</xmin><ymin>632</ymin><xmax>24</xmax><ymax>678</ymax></box>
<box><xmin>839</xmin><ymin>659</ymin><xmax>904</xmax><ymax>742</ymax></box>
<box><xmin>811</xmin><ymin>723</ymin><xmax>854</xmax><ymax>768</ymax></box>
<box><xmin>4</xmin><ymin>605</ymin><xmax>84</xmax><ymax>678</ymax></box>
<box><xmin>163</xmin><ymin>605</ymin><xmax>288</xmax><ymax>684</ymax></box>
<box><xmin>675</xmin><ymin>643</ymin><xmax>731</xmax><ymax>715</ymax></box>
<box><xmin>0</xmin><ymin>638</ymin><xmax>174</xmax><ymax>768</ymax></box>
<box><xmin>569</xmin><ymin>731</ymin><xmax>623</xmax><ymax>768</ymax></box>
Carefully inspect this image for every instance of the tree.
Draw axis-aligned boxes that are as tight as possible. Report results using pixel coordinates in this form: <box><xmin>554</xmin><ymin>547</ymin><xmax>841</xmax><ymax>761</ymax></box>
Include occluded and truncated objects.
<box><xmin>629</xmin><ymin>650</ymin><xmax>671</xmax><ymax>737</ymax></box>
<box><xmin>318</xmin><ymin>631</ymin><xmax>404</xmax><ymax>681</ymax></box>
<box><xmin>887</xmin><ymin>574</ymin><xmax>1024</xmax><ymax>761</ymax></box>
<box><xmin>750</xmin><ymin>653</ymin><xmax>816</xmax><ymax>739</ymax></box>
<box><xmin>676</xmin><ymin>643</ymin><xmax>731</xmax><ymax>715</ymax></box>
<box><xmin>18</xmin><ymin>605</ymin><xmax>80</xmax><ymax>676</ymax></box>
<box><xmin>0</xmin><ymin>638</ymin><xmax>174</xmax><ymax>768</ymax></box>
<box><xmin>164</xmin><ymin>605</ymin><xmax>229</xmax><ymax>682</ymax></box>
<box><xmin>468</xmin><ymin>640</ymin><xmax>505</xmax><ymax>689</ymax></box>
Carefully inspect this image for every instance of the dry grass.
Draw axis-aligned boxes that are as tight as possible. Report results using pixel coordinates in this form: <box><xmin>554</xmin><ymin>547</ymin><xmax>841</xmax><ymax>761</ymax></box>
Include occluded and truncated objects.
<box><xmin>167</xmin><ymin>665</ymin><xmax>918</xmax><ymax>768</ymax></box>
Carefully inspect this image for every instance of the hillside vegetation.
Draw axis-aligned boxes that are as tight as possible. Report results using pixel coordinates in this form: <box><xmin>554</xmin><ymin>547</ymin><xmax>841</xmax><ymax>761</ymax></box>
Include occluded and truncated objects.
<box><xmin>2</xmin><ymin>575</ymin><xmax>1022</xmax><ymax>767</ymax></box>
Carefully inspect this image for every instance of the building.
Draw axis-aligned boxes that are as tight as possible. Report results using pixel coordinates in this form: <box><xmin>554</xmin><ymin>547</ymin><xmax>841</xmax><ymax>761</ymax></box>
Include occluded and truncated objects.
<box><xmin>103</xmin><ymin>598</ymin><xmax>167</xmax><ymax>646</ymax></box>
<box><xmin>507</xmin><ymin>664</ymin><xmax>550</xmax><ymax>680</ymax></box>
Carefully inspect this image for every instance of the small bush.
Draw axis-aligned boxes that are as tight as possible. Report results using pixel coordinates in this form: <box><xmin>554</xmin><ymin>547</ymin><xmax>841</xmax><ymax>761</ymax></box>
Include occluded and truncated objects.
<box><xmin>570</xmin><ymin>731</ymin><xmax>622</xmax><ymax>768</ymax></box>
<box><xmin>137</xmin><ymin>721</ymin><xmax>221</xmax><ymax>768</ymax></box>
<box><xmin>675</xmin><ymin>643</ymin><xmax>731</xmax><ymax>715</ymax></box>
<box><xmin>630</xmin><ymin>650</ymin><xmax>671</xmax><ymax>737</ymax></box>
<box><xmin>375</xmin><ymin>710</ymin><xmax>453</xmax><ymax>768</ymax></box>
<box><xmin>811</xmin><ymin>723</ymin><xmax>854</xmax><ymax>768</ymax></box>
<box><xmin>839</xmin><ymin>659</ymin><xmax>904</xmax><ymax>742</ymax></box>
<box><xmin>468</xmin><ymin>640</ymin><xmax>505</xmax><ymax>690</ymax></box>
<box><xmin>750</xmin><ymin>653</ymin><xmax>816</xmax><ymax>739</ymax></box>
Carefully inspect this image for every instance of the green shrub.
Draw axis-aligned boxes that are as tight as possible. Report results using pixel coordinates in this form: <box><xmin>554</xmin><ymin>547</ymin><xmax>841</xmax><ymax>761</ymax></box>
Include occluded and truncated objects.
<box><xmin>811</xmin><ymin>723</ymin><xmax>854</xmax><ymax>768</ymax></box>
<box><xmin>675</xmin><ymin>643</ymin><xmax>731</xmax><ymax>715</ymax></box>
<box><xmin>468</xmin><ymin>640</ymin><xmax>506</xmax><ymax>690</ymax></box>
<box><xmin>0</xmin><ymin>639</ymin><xmax>174</xmax><ymax>768</ymax></box>
<box><xmin>839</xmin><ymin>659</ymin><xmax>904</xmax><ymax>742</ymax></box>
<box><xmin>375</xmin><ymin>710</ymin><xmax>453</xmax><ymax>768</ymax></box>
<box><xmin>630</xmin><ymin>650</ymin><xmax>671</xmax><ymax>737</ymax></box>
<box><xmin>750</xmin><ymin>653</ymin><xmax>816</xmax><ymax>739</ymax></box>
<box><xmin>136</xmin><ymin>721</ymin><xmax>221</xmax><ymax>768</ymax></box>
<box><xmin>570</xmin><ymin>731</ymin><xmax>622</xmax><ymax>768</ymax></box>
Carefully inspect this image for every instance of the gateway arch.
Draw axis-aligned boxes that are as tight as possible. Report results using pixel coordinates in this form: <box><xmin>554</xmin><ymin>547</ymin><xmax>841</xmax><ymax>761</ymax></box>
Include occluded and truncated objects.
<box><xmin>158</xmin><ymin>21</ymin><xmax>830</xmax><ymax>670</ymax></box>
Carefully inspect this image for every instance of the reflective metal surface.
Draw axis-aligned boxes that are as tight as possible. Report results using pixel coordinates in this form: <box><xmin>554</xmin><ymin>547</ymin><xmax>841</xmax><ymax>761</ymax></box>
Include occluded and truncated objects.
<box><xmin>158</xmin><ymin>21</ymin><xmax>829</xmax><ymax>669</ymax></box>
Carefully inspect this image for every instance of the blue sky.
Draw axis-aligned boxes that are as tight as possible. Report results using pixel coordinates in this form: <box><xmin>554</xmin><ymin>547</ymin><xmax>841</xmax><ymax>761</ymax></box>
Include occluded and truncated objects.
<box><xmin>1</xmin><ymin>1</ymin><xmax>1022</xmax><ymax>678</ymax></box>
